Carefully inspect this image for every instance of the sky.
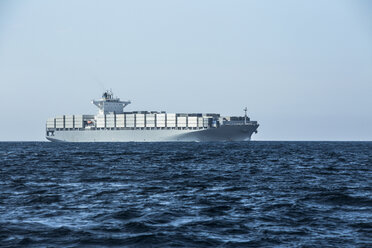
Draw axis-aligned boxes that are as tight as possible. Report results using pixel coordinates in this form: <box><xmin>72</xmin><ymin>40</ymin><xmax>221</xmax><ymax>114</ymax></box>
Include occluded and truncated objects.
<box><xmin>0</xmin><ymin>0</ymin><xmax>371</xmax><ymax>141</ymax></box>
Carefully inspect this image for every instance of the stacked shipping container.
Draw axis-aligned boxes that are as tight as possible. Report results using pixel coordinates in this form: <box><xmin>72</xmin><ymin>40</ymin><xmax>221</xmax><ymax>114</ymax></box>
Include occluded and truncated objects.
<box><xmin>116</xmin><ymin>114</ymin><xmax>125</xmax><ymax>128</ymax></box>
<box><xmin>156</xmin><ymin>113</ymin><xmax>166</xmax><ymax>127</ymax></box>
<box><xmin>126</xmin><ymin>114</ymin><xmax>135</xmax><ymax>127</ymax></box>
<box><xmin>74</xmin><ymin>115</ymin><xmax>83</xmax><ymax>128</ymax></box>
<box><xmin>106</xmin><ymin>113</ymin><xmax>115</xmax><ymax>128</ymax></box>
<box><xmin>167</xmin><ymin>114</ymin><xmax>176</xmax><ymax>127</ymax></box>
<box><xmin>65</xmin><ymin>115</ymin><xmax>74</xmax><ymax>128</ymax></box>
<box><xmin>47</xmin><ymin>113</ymin><xmax>212</xmax><ymax>129</ymax></box>
<box><xmin>55</xmin><ymin>116</ymin><xmax>64</xmax><ymax>128</ymax></box>
<box><xmin>136</xmin><ymin>114</ymin><xmax>145</xmax><ymax>128</ymax></box>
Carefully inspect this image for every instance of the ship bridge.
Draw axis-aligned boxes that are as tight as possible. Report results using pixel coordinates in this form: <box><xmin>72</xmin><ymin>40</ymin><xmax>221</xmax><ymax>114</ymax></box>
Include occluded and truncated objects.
<box><xmin>92</xmin><ymin>90</ymin><xmax>131</xmax><ymax>115</ymax></box>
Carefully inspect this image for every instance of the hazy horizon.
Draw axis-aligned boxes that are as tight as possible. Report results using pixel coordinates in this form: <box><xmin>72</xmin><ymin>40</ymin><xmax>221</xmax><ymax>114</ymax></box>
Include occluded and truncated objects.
<box><xmin>1</xmin><ymin>0</ymin><xmax>371</xmax><ymax>141</ymax></box>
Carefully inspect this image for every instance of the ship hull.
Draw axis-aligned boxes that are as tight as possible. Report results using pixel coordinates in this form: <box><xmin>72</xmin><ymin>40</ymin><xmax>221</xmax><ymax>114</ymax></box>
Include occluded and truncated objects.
<box><xmin>46</xmin><ymin>125</ymin><xmax>258</xmax><ymax>142</ymax></box>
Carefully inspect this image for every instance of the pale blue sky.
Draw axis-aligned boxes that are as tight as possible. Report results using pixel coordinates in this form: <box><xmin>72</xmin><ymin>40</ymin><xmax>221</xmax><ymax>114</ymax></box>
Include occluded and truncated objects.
<box><xmin>0</xmin><ymin>0</ymin><xmax>371</xmax><ymax>141</ymax></box>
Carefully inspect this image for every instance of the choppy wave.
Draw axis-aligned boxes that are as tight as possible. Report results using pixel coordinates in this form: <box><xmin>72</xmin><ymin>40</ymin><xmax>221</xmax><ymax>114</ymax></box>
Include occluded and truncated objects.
<box><xmin>0</xmin><ymin>141</ymin><xmax>371</xmax><ymax>247</ymax></box>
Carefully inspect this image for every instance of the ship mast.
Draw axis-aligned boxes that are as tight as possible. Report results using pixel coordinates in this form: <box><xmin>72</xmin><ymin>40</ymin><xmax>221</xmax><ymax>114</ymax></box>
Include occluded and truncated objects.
<box><xmin>244</xmin><ymin>107</ymin><xmax>248</xmax><ymax>125</ymax></box>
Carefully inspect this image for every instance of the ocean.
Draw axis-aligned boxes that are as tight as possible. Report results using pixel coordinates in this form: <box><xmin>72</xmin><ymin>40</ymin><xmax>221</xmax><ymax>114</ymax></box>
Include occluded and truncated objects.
<box><xmin>0</xmin><ymin>141</ymin><xmax>371</xmax><ymax>247</ymax></box>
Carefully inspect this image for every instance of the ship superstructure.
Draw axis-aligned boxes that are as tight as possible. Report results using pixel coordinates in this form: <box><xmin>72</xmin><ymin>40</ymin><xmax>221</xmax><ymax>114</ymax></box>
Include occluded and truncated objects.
<box><xmin>46</xmin><ymin>91</ymin><xmax>259</xmax><ymax>142</ymax></box>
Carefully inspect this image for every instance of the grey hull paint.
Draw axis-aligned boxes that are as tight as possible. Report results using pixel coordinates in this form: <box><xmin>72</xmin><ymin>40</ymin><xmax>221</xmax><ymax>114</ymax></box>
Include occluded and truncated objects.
<box><xmin>46</xmin><ymin>124</ymin><xmax>258</xmax><ymax>142</ymax></box>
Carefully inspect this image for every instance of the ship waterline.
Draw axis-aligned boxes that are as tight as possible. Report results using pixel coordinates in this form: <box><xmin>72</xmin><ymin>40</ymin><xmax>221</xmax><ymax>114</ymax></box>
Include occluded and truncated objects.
<box><xmin>46</xmin><ymin>91</ymin><xmax>259</xmax><ymax>142</ymax></box>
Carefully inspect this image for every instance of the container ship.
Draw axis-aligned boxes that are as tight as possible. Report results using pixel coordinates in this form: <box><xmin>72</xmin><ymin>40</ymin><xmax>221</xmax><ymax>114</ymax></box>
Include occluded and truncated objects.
<box><xmin>45</xmin><ymin>90</ymin><xmax>259</xmax><ymax>142</ymax></box>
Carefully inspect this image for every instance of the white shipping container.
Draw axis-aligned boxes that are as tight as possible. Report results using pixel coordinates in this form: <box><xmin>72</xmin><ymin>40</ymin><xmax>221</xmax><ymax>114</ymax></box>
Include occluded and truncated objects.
<box><xmin>126</xmin><ymin>119</ymin><xmax>135</xmax><ymax>127</ymax></box>
<box><xmin>46</xmin><ymin>122</ymin><xmax>55</xmax><ymax>128</ymax></box>
<box><xmin>56</xmin><ymin>123</ymin><xmax>64</xmax><ymax>128</ymax></box>
<box><xmin>146</xmin><ymin>123</ymin><xmax>155</xmax><ymax>127</ymax></box>
<box><xmin>116</xmin><ymin>114</ymin><xmax>125</xmax><ymax>122</ymax></box>
<box><xmin>156</xmin><ymin>114</ymin><xmax>166</xmax><ymax>126</ymax></box>
<box><xmin>167</xmin><ymin>114</ymin><xmax>176</xmax><ymax>120</ymax></box>
<box><xmin>116</xmin><ymin>119</ymin><xmax>125</xmax><ymax>126</ymax></box>
<box><xmin>188</xmin><ymin>117</ymin><xmax>197</xmax><ymax>123</ymax></box>
<box><xmin>74</xmin><ymin>115</ymin><xmax>83</xmax><ymax>128</ymax></box>
<box><xmin>188</xmin><ymin>122</ymin><xmax>197</xmax><ymax>127</ymax></box>
<box><xmin>198</xmin><ymin>117</ymin><xmax>203</xmax><ymax>126</ymax></box>
<box><xmin>136</xmin><ymin>115</ymin><xmax>145</xmax><ymax>126</ymax></box>
<box><xmin>177</xmin><ymin>117</ymin><xmax>187</xmax><ymax>123</ymax></box>
<box><xmin>65</xmin><ymin>123</ymin><xmax>74</xmax><ymax>128</ymax></box>
<box><xmin>177</xmin><ymin>122</ymin><xmax>187</xmax><ymax>127</ymax></box>
<box><xmin>156</xmin><ymin>113</ymin><xmax>166</xmax><ymax>118</ymax></box>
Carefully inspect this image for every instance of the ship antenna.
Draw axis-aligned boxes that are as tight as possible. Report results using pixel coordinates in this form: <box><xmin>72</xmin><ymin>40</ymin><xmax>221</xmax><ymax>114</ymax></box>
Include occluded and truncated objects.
<box><xmin>244</xmin><ymin>107</ymin><xmax>248</xmax><ymax>125</ymax></box>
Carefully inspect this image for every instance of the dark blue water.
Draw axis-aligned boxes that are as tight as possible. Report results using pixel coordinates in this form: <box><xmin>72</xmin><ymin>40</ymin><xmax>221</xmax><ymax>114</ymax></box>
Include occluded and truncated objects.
<box><xmin>0</xmin><ymin>142</ymin><xmax>371</xmax><ymax>247</ymax></box>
